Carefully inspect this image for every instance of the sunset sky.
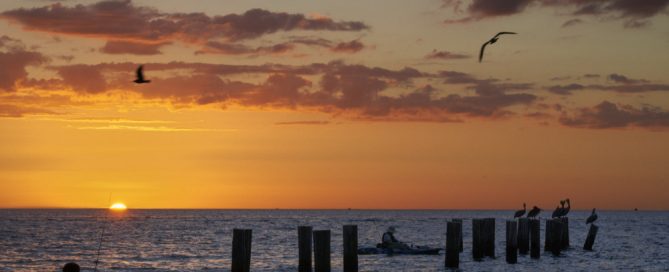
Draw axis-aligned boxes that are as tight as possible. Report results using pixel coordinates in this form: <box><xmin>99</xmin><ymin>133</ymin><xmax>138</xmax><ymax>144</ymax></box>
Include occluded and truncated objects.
<box><xmin>1</xmin><ymin>0</ymin><xmax>668</xmax><ymax>210</ymax></box>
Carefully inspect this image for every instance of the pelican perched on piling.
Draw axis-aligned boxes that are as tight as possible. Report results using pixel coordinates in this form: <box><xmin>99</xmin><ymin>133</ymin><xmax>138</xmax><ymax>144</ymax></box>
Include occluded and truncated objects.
<box><xmin>514</xmin><ymin>203</ymin><xmax>526</xmax><ymax>218</ymax></box>
<box><xmin>586</xmin><ymin>208</ymin><xmax>598</xmax><ymax>225</ymax></box>
<box><xmin>552</xmin><ymin>203</ymin><xmax>562</xmax><ymax>218</ymax></box>
<box><xmin>561</xmin><ymin>199</ymin><xmax>571</xmax><ymax>217</ymax></box>
<box><xmin>527</xmin><ymin>206</ymin><xmax>541</xmax><ymax>218</ymax></box>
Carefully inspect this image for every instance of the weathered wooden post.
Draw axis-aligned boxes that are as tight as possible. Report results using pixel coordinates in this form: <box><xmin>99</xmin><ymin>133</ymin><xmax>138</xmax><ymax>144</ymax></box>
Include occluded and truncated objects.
<box><xmin>446</xmin><ymin>221</ymin><xmax>461</xmax><ymax>269</ymax></box>
<box><xmin>313</xmin><ymin>230</ymin><xmax>331</xmax><ymax>272</ymax></box>
<box><xmin>472</xmin><ymin>219</ymin><xmax>483</xmax><ymax>261</ymax></box>
<box><xmin>549</xmin><ymin>219</ymin><xmax>563</xmax><ymax>256</ymax></box>
<box><xmin>529</xmin><ymin>219</ymin><xmax>540</xmax><ymax>259</ymax></box>
<box><xmin>544</xmin><ymin>219</ymin><xmax>552</xmax><ymax>251</ymax></box>
<box><xmin>343</xmin><ymin>225</ymin><xmax>358</xmax><ymax>272</ymax></box>
<box><xmin>506</xmin><ymin>221</ymin><xmax>518</xmax><ymax>264</ymax></box>
<box><xmin>560</xmin><ymin>217</ymin><xmax>570</xmax><ymax>250</ymax></box>
<box><xmin>298</xmin><ymin>226</ymin><xmax>313</xmax><ymax>272</ymax></box>
<box><xmin>484</xmin><ymin>218</ymin><xmax>495</xmax><ymax>258</ymax></box>
<box><xmin>583</xmin><ymin>224</ymin><xmax>599</xmax><ymax>251</ymax></box>
<box><xmin>517</xmin><ymin>218</ymin><xmax>530</xmax><ymax>255</ymax></box>
<box><xmin>231</xmin><ymin>229</ymin><xmax>252</xmax><ymax>272</ymax></box>
<box><xmin>452</xmin><ymin>219</ymin><xmax>464</xmax><ymax>252</ymax></box>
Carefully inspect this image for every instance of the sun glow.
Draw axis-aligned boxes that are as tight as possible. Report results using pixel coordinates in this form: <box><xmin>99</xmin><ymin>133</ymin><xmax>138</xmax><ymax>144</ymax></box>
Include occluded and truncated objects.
<box><xmin>109</xmin><ymin>202</ymin><xmax>127</xmax><ymax>211</ymax></box>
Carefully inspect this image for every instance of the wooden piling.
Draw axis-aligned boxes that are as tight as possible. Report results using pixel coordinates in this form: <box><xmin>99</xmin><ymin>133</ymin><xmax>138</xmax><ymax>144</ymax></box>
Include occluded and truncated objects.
<box><xmin>446</xmin><ymin>221</ymin><xmax>461</xmax><ymax>269</ymax></box>
<box><xmin>452</xmin><ymin>219</ymin><xmax>464</xmax><ymax>252</ymax></box>
<box><xmin>472</xmin><ymin>219</ymin><xmax>483</xmax><ymax>261</ymax></box>
<box><xmin>298</xmin><ymin>226</ymin><xmax>313</xmax><ymax>272</ymax></box>
<box><xmin>313</xmin><ymin>230</ymin><xmax>331</xmax><ymax>272</ymax></box>
<box><xmin>544</xmin><ymin>219</ymin><xmax>552</xmax><ymax>251</ymax></box>
<box><xmin>583</xmin><ymin>224</ymin><xmax>599</xmax><ymax>251</ymax></box>
<box><xmin>343</xmin><ymin>225</ymin><xmax>358</xmax><ymax>272</ymax></box>
<box><xmin>529</xmin><ymin>219</ymin><xmax>540</xmax><ymax>259</ymax></box>
<box><xmin>506</xmin><ymin>221</ymin><xmax>518</xmax><ymax>264</ymax></box>
<box><xmin>549</xmin><ymin>219</ymin><xmax>563</xmax><ymax>256</ymax></box>
<box><xmin>484</xmin><ymin>218</ymin><xmax>495</xmax><ymax>258</ymax></box>
<box><xmin>517</xmin><ymin>218</ymin><xmax>530</xmax><ymax>255</ymax></box>
<box><xmin>560</xmin><ymin>217</ymin><xmax>570</xmax><ymax>250</ymax></box>
<box><xmin>231</xmin><ymin>229</ymin><xmax>252</xmax><ymax>272</ymax></box>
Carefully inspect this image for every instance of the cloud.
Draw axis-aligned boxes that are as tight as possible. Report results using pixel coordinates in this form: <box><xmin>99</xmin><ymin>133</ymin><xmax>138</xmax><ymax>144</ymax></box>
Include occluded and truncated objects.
<box><xmin>275</xmin><ymin>120</ymin><xmax>331</xmax><ymax>125</ymax></box>
<box><xmin>330</xmin><ymin>40</ymin><xmax>365</xmax><ymax>53</ymax></box>
<box><xmin>608</xmin><ymin>73</ymin><xmax>647</xmax><ymax>84</ymax></box>
<box><xmin>442</xmin><ymin>0</ymin><xmax>669</xmax><ymax>27</ymax></box>
<box><xmin>31</xmin><ymin>61</ymin><xmax>537</xmax><ymax>121</ymax></box>
<box><xmin>560</xmin><ymin>101</ymin><xmax>669</xmax><ymax>129</ymax></box>
<box><xmin>195</xmin><ymin>41</ymin><xmax>296</xmax><ymax>55</ymax></box>
<box><xmin>547</xmin><ymin>83</ymin><xmax>584</xmax><ymax>95</ymax></box>
<box><xmin>561</xmin><ymin>18</ymin><xmax>584</xmax><ymax>27</ymax></box>
<box><xmin>425</xmin><ymin>50</ymin><xmax>470</xmax><ymax>60</ymax></box>
<box><xmin>0</xmin><ymin>36</ymin><xmax>48</xmax><ymax>92</ymax></box>
<box><xmin>0</xmin><ymin>103</ymin><xmax>55</xmax><ymax>117</ymax></box>
<box><xmin>0</xmin><ymin>1</ymin><xmax>369</xmax><ymax>54</ymax></box>
<box><xmin>100</xmin><ymin>40</ymin><xmax>167</xmax><ymax>55</ymax></box>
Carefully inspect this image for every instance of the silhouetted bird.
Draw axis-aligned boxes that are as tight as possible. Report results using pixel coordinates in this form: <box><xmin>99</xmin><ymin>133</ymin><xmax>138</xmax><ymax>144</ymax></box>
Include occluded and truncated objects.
<box><xmin>561</xmin><ymin>198</ymin><xmax>571</xmax><ymax>217</ymax></box>
<box><xmin>552</xmin><ymin>203</ymin><xmax>562</xmax><ymax>218</ymax></box>
<box><xmin>133</xmin><ymin>65</ymin><xmax>151</xmax><ymax>84</ymax></box>
<box><xmin>527</xmin><ymin>206</ymin><xmax>541</xmax><ymax>218</ymax></box>
<box><xmin>586</xmin><ymin>208</ymin><xmax>598</xmax><ymax>225</ymax></box>
<box><xmin>479</xmin><ymin>32</ymin><xmax>517</xmax><ymax>63</ymax></box>
<box><xmin>514</xmin><ymin>203</ymin><xmax>526</xmax><ymax>218</ymax></box>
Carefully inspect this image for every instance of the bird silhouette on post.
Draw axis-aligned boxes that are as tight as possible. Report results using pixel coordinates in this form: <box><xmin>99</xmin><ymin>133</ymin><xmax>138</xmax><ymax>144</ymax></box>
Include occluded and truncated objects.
<box><xmin>527</xmin><ymin>206</ymin><xmax>541</xmax><ymax>218</ymax></box>
<box><xmin>562</xmin><ymin>198</ymin><xmax>571</xmax><ymax>217</ymax></box>
<box><xmin>514</xmin><ymin>203</ymin><xmax>526</xmax><ymax>218</ymax></box>
<box><xmin>586</xmin><ymin>208</ymin><xmax>598</xmax><ymax>225</ymax></box>
<box><xmin>133</xmin><ymin>65</ymin><xmax>151</xmax><ymax>84</ymax></box>
<box><xmin>479</xmin><ymin>32</ymin><xmax>517</xmax><ymax>63</ymax></box>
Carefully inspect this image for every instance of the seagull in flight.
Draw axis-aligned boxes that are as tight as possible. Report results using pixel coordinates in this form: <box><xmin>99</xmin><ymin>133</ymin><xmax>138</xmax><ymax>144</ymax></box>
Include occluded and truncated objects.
<box><xmin>133</xmin><ymin>65</ymin><xmax>151</xmax><ymax>84</ymax></box>
<box><xmin>479</xmin><ymin>32</ymin><xmax>517</xmax><ymax>63</ymax></box>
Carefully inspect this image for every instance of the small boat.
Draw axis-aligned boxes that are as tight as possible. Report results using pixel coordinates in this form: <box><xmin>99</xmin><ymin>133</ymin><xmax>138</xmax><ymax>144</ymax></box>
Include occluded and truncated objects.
<box><xmin>358</xmin><ymin>244</ymin><xmax>442</xmax><ymax>255</ymax></box>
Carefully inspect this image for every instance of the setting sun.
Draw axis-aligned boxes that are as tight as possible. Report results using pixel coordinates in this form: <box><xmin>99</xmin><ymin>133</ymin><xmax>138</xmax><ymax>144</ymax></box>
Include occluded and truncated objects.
<box><xmin>109</xmin><ymin>203</ymin><xmax>127</xmax><ymax>211</ymax></box>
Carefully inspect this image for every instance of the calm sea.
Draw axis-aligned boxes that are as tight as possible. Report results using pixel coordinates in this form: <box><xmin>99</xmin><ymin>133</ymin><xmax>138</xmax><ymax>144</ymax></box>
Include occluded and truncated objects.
<box><xmin>1</xmin><ymin>209</ymin><xmax>667</xmax><ymax>271</ymax></box>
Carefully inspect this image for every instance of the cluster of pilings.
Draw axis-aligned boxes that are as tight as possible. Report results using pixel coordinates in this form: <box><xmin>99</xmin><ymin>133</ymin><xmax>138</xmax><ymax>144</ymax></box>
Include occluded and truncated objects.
<box><xmin>228</xmin><ymin>218</ymin><xmax>598</xmax><ymax>272</ymax></box>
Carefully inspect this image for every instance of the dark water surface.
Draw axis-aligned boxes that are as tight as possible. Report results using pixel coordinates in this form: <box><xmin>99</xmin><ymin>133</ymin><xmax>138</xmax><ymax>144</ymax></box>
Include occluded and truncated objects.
<box><xmin>1</xmin><ymin>209</ymin><xmax>667</xmax><ymax>271</ymax></box>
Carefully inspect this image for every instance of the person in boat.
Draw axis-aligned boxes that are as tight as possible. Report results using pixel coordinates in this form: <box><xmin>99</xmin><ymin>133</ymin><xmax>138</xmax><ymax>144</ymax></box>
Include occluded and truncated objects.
<box><xmin>381</xmin><ymin>226</ymin><xmax>410</xmax><ymax>250</ymax></box>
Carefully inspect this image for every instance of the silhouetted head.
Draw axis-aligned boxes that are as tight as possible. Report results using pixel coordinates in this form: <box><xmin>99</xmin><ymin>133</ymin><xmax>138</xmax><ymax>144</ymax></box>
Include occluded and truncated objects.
<box><xmin>560</xmin><ymin>200</ymin><xmax>565</xmax><ymax>207</ymax></box>
<box><xmin>386</xmin><ymin>226</ymin><xmax>397</xmax><ymax>233</ymax></box>
<box><xmin>592</xmin><ymin>208</ymin><xmax>596</xmax><ymax>213</ymax></box>
<box><xmin>63</xmin><ymin>263</ymin><xmax>80</xmax><ymax>272</ymax></box>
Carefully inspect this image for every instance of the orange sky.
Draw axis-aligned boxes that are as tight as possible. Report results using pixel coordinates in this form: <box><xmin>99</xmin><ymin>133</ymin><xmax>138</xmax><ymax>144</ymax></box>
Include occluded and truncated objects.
<box><xmin>1</xmin><ymin>0</ymin><xmax>669</xmax><ymax>210</ymax></box>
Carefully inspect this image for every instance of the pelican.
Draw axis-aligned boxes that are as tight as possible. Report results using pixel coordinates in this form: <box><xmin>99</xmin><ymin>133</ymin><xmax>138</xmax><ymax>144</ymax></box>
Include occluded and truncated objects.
<box><xmin>479</xmin><ymin>32</ymin><xmax>517</xmax><ymax>63</ymax></box>
<box><xmin>133</xmin><ymin>65</ymin><xmax>151</xmax><ymax>84</ymax></box>
<box><xmin>527</xmin><ymin>206</ymin><xmax>541</xmax><ymax>218</ymax></box>
<box><xmin>561</xmin><ymin>198</ymin><xmax>571</xmax><ymax>217</ymax></box>
<box><xmin>514</xmin><ymin>203</ymin><xmax>526</xmax><ymax>218</ymax></box>
<box><xmin>551</xmin><ymin>202</ymin><xmax>563</xmax><ymax>218</ymax></box>
<box><xmin>586</xmin><ymin>208</ymin><xmax>598</xmax><ymax>225</ymax></box>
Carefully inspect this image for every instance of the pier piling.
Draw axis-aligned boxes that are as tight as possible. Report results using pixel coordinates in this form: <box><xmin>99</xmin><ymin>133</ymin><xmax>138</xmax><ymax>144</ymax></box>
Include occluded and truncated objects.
<box><xmin>231</xmin><ymin>229</ymin><xmax>252</xmax><ymax>272</ymax></box>
<box><xmin>484</xmin><ymin>218</ymin><xmax>496</xmax><ymax>258</ymax></box>
<box><xmin>472</xmin><ymin>219</ymin><xmax>483</xmax><ymax>261</ymax></box>
<box><xmin>313</xmin><ymin>230</ymin><xmax>331</xmax><ymax>272</ymax></box>
<box><xmin>548</xmin><ymin>219</ymin><xmax>563</xmax><ymax>256</ymax></box>
<box><xmin>446</xmin><ymin>221</ymin><xmax>461</xmax><ymax>269</ymax></box>
<box><xmin>298</xmin><ymin>226</ymin><xmax>313</xmax><ymax>272</ymax></box>
<box><xmin>529</xmin><ymin>219</ymin><xmax>540</xmax><ymax>259</ymax></box>
<box><xmin>517</xmin><ymin>218</ymin><xmax>529</xmax><ymax>255</ymax></box>
<box><xmin>560</xmin><ymin>217</ymin><xmax>570</xmax><ymax>250</ymax></box>
<box><xmin>343</xmin><ymin>225</ymin><xmax>358</xmax><ymax>272</ymax></box>
<box><xmin>506</xmin><ymin>221</ymin><xmax>518</xmax><ymax>264</ymax></box>
<box><xmin>583</xmin><ymin>224</ymin><xmax>599</xmax><ymax>251</ymax></box>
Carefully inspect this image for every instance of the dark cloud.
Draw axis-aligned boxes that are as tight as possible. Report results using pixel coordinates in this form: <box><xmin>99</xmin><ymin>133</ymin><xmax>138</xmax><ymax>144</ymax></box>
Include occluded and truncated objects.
<box><xmin>442</xmin><ymin>0</ymin><xmax>669</xmax><ymax>27</ymax></box>
<box><xmin>561</xmin><ymin>18</ymin><xmax>584</xmax><ymax>27</ymax></box>
<box><xmin>608</xmin><ymin>73</ymin><xmax>647</xmax><ymax>84</ymax></box>
<box><xmin>330</xmin><ymin>40</ymin><xmax>365</xmax><ymax>53</ymax></box>
<box><xmin>560</xmin><ymin>101</ymin><xmax>669</xmax><ymax>129</ymax></box>
<box><xmin>100</xmin><ymin>41</ymin><xmax>167</xmax><ymax>55</ymax></box>
<box><xmin>547</xmin><ymin>83</ymin><xmax>585</xmax><ymax>95</ymax></box>
<box><xmin>195</xmin><ymin>41</ymin><xmax>295</xmax><ymax>55</ymax></box>
<box><xmin>425</xmin><ymin>50</ymin><xmax>470</xmax><ymax>60</ymax></box>
<box><xmin>0</xmin><ymin>37</ymin><xmax>48</xmax><ymax>92</ymax></box>
<box><xmin>275</xmin><ymin>120</ymin><xmax>331</xmax><ymax>125</ymax></box>
<box><xmin>0</xmin><ymin>1</ymin><xmax>368</xmax><ymax>55</ymax></box>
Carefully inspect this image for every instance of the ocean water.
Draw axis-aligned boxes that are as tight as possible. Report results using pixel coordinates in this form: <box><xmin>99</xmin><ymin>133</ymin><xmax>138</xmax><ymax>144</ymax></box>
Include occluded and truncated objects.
<box><xmin>1</xmin><ymin>209</ymin><xmax>667</xmax><ymax>271</ymax></box>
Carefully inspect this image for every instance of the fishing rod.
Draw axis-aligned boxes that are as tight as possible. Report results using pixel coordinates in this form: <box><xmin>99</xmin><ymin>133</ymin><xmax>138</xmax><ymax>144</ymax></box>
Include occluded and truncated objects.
<box><xmin>94</xmin><ymin>193</ymin><xmax>112</xmax><ymax>272</ymax></box>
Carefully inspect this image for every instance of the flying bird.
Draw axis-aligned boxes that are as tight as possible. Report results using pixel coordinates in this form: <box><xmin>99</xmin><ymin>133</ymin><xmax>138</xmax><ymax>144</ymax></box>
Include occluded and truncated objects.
<box><xmin>479</xmin><ymin>32</ymin><xmax>517</xmax><ymax>63</ymax></box>
<box><xmin>586</xmin><ymin>208</ymin><xmax>598</xmax><ymax>225</ymax></box>
<box><xmin>133</xmin><ymin>65</ymin><xmax>151</xmax><ymax>84</ymax></box>
<box><xmin>527</xmin><ymin>206</ymin><xmax>541</xmax><ymax>218</ymax></box>
<box><xmin>514</xmin><ymin>203</ymin><xmax>526</xmax><ymax>218</ymax></box>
